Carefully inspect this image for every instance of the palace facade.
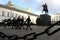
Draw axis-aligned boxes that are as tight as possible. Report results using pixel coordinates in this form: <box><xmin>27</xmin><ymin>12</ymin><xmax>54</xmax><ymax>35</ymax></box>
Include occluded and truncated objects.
<box><xmin>51</xmin><ymin>13</ymin><xmax>60</xmax><ymax>24</ymax></box>
<box><xmin>0</xmin><ymin>3</ymin><xmax>39</xmax><ymax>24</ymax></box>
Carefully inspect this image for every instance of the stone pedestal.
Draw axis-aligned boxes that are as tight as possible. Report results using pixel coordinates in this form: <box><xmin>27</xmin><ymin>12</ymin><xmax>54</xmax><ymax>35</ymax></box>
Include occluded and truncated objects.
<box><xmin>40</xmin><ymin>14</ymin><xmax>51</xmax><ymax>26</ymax></box>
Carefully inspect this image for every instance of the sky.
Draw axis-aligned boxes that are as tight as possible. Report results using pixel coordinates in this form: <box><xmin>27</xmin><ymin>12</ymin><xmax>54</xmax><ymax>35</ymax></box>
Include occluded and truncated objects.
<box><xmin>0</xmin><ymin>0</ymin><xmax>60</xmax><ymax>15</ymax></box>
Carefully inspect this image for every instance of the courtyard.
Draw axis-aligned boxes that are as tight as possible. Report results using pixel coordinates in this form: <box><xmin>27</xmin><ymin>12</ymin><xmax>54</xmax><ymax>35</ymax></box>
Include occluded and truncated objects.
<box><xmin>0</xmin><ymin>25</ymin><xmax>60</xmax><ymax>40</ymax></box>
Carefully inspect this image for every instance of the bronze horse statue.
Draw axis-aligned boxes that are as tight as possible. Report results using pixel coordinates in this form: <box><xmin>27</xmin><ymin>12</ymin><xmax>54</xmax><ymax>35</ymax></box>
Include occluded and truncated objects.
<box><xmin>42</xmin><ymin>3</ymin><xmax>48</xmax><ymax>14</ymax></box>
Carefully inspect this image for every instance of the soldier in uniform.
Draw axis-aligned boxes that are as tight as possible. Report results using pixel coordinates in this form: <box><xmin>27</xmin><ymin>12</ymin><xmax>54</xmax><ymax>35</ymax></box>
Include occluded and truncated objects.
<box><xmin>16</xmin><ymin>16</ymin><xmax>21</xmax><ymax>29</ymax></box>
<box><xmin>12</xmin><ymin>17</ymin><xmax>16</xmax><ymax>29</ymax></box>
<box><xmin>7</xmin><ymin>18</ymin><xmax>11</xmax><ymax>28</ymax></box>
<box><xmin>3</xmin><ymin>18</ymin><xmax>7</xmax><ymax>28</ymax></box>
<box><xmin>20</xmin><ymin>16</ymin><xmax>25</xmax><ymax>29</ymax></box>
<box><xmin>25</xmin><ymin>16</ymin><xmax>32</xmax><ymax>30</ymax></box>
<box><xmin>42</xmin><ymin>3</ymin><xmax>48</xmax><ymax>14</ymax></box>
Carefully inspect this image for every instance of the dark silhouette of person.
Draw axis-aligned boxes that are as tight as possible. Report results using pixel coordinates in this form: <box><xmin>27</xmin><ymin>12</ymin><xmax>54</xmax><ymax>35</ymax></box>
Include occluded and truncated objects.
<box><xmin>25</xmin><ymin>16</ymin><xmax>32</xmax><ymax>30</ymax></box>
<box><xmin>12</xmin><ymin>17</ymin><xmax>16</xmax><ymax>29</ymax></box>
<box><xmin>3</xmin><ymin>18</ymin><xmax>7</xmax><ymax>28</ymax></box>
<box><xmin>20</xmin><ymin>16</ymin><xmax>25</xmax><ymax>29</ymax></box>
<box><xmin>42</xmin><ymin>3</ymin><xmax>48</xmax><ymax>14</ymax></box>
<box><xmin>7</xmin><ymin>18</ymin><xmax>11</xmax><ymax>28</ymax></box>
<box><xmin>16</xmin><ymin>16</ymin><xmax>21</xmax><ymax>29</ymax></box>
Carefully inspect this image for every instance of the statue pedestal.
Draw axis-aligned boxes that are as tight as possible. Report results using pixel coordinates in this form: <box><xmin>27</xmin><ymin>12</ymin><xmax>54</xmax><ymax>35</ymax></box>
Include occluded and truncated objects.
<box><xmin>40</xmin><ymin>14</ymin><xmax>51</xmax><ymax>26</ymax></box>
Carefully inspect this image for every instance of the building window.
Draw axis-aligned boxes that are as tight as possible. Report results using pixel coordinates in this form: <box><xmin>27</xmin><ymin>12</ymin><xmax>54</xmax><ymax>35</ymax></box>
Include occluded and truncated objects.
<box><xmin>12</xmin><ymin>13</ymin><xmax>14</xmax><ymax>17</ymax></box>
<box><xmin>7</xmin><ymin>12</ymin><xmax>9</xmax><ymax>17</ymax></box>
<box><xmin>2</xmin><ymin>11</ymin><xmax>4</xmax><ymax>16</ymax></box>
<box><xmin>15</xmin><ymin>14</ymin><xmax>17</xmax><ymax>18</ymax></box>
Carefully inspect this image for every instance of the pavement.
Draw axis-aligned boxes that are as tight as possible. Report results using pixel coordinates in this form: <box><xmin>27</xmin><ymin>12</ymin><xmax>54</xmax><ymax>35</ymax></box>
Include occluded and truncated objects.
<box><xmin>0</xmin><ymin>25</ymin><xmax>60</xmax><ymax>40</ymax></box>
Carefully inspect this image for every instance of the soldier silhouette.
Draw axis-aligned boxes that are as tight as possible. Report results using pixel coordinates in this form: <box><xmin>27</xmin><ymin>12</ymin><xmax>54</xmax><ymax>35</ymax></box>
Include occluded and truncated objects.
<box><xmin>42</xmin><ymin>3</ymin><xmax>48</xmax><ymax>14</ymax></box>
<box><xmin>20</xmin><ymin>16</ymin><xmax>25</xmax><ymax>29</ymax></box>
<box><xmin>12</xmin><ymin>17</ymin><xmax>16</xmax><ymax>29</ymax></box>
<box><xmin>16</xmin><ymin>16</ymin><xmax>21</xmax><ymax>29</ymax></box>
<box><xmin>25</xmin><ymin>16</ymin><xmax>32</xmax><ymax>30</ymax></box>
<box><xmin>7</xmin><ymin>18</ymin><xmax>11</xmax><ymax>28</ymax></box>
<box><xmin>3</xmin><ymin>18</ymin><xmax>7</xmax><ymax>28</ymax></box>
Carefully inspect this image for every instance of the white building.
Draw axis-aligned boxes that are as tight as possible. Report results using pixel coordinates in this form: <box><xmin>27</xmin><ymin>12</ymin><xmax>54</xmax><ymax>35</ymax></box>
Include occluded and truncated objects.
<box><xmin>51</xmin><ymin>13</ymin><xmax>60</xmax><ymax>24</ymax></box>
<box><xmin>0</xmin><ymin>1</ymin><xmax>39</xmax><ymax>24</ymax></box>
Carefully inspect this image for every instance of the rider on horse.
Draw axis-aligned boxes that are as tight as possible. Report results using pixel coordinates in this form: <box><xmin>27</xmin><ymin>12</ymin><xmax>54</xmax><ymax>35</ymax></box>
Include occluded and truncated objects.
<box><xmin>42</xmin><ymin>3</ymin><xmax>48</xmax><ymax>14</ymax></box>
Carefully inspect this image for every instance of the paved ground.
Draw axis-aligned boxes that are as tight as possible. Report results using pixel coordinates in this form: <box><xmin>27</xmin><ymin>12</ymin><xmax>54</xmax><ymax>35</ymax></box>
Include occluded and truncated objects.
<box><xmin>0</xmin><ymin>25</ymin><xmax>60</xmax><ymax>40</ymax></box>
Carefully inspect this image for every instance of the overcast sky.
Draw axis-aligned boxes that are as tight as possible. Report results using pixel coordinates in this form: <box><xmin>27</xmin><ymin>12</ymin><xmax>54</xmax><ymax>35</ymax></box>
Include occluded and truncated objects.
<box><xmin>0</xmin><ymin>0</ymin><xmax>60</xmax><ymax>15</ymax></box>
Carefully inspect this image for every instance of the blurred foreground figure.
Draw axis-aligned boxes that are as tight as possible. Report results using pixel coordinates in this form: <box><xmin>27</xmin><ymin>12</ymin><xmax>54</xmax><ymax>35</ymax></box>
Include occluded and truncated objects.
<box><xmin>3</xmin><ymin>18</ymin><xmax>7</xmax><ymax>28</ymax></box>
<box><xmin>20</xmin><ymin>16</ymin><xmax>25</xmax><ymax>29</ymax></box>
<box><xmin>12</xmin><ymin>17</ymin><xmax>17</xmax><ymax>29</ymax></box>
<box><xmin>7</xmin><ymin>18</ymin><xmax>11</xmax><ymax>28</ymax></box>
<box><xmin>25</xmin><ymin>16</ymin><xmax>32</xmax><ymax>30</ymax></box>
<box><xmin>16</xmin><ymin>16</ymin><xmax>21</xmax><ymax>29</ymax></box>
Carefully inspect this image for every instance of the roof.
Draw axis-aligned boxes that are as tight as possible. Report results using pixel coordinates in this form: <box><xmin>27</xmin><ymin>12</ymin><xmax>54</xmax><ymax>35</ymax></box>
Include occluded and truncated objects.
<box><xmin>13</xmin><ymin>5</ymin><xmax>26</xmax><ymax>11</ymax></box>
<box><xmin>0</xmin><ymin>4</ymin><xmax>39</xmax><ymax>17</ymax></box>
<box><xmin>14</xmin><ymin>5</ymin><xmax>32</xmax><ymax>12</ymax></box>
